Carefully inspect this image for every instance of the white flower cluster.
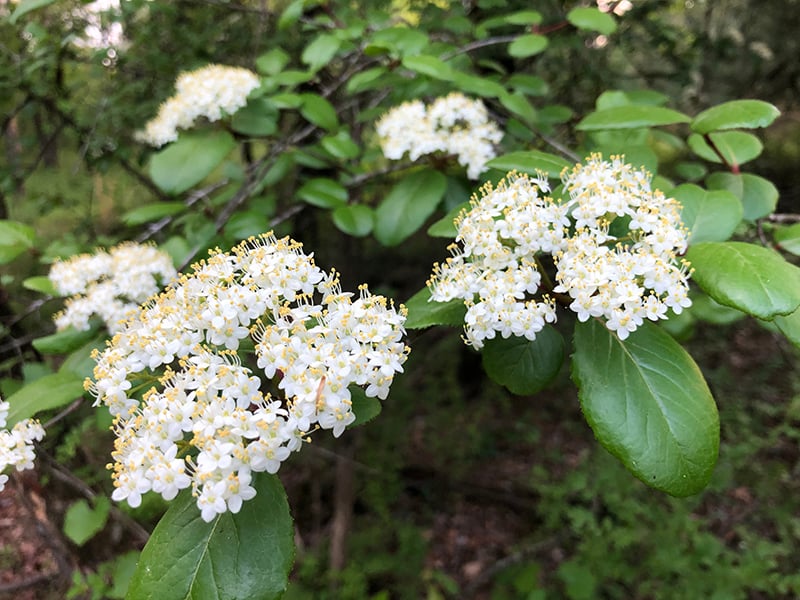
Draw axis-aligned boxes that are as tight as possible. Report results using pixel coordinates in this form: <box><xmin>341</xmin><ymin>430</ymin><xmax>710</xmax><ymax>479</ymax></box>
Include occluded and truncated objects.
<box><xmin>88</xmin><ymin>233</ymin><xmax>408</xmax><ymax>521</ymax></box>
<box><xmin>50</xmin><ymin>242</ymin><xmax>177</xmax><ymax>334</ymax></box>
<box><xmin>428</xmin><ymin>155</ymin><xmax>692</xmax><ymax>346</ymax></box>
<box><xmin>135</xmin><ymin>64</ymin><xmax>261</xmax><ymax>147</ymax></box>
<box><xmin>0</xmin><ymin>401</ymin><xmax>45</xmax><ymax>493</ymax></box>
<box><xmin>375</xmin><ymin>92</ymin><xmax>503</xmax><ymax>179</ymax></box>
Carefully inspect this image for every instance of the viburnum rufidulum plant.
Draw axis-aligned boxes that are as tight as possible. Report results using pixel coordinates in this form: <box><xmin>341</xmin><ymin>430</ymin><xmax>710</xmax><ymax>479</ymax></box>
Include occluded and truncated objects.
<box><xmin>87</xmin><ymin>233</ymin><xmax>409</xmax><ymax>521</ymax></box>
<box><xmin>428</xmin><ymin>154</ymin><xmax>693</xmax><ymax>344</ymax></box>
<box><xmin>0</xmin><ymin>400</ymin><xmax>45</xmax><ymax>493</ymax></box>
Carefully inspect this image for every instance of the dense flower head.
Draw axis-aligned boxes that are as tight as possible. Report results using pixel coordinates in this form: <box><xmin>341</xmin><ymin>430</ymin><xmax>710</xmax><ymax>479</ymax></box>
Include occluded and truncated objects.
<box><xmin>428</xmin><ymin>154</ymin><xmax>692</xmax><ymax>345</ymax></box>
<box><xmin>135</xmin><ymin>64</ymin><xmax>261</xmax><ymax>147</ymax></box>
<box><xmin>50</xmin><ymin>242</ymin><xmax>177</xmax><ymax>334</ymax></box>
<box><xmin>87</xmin><ymin>233</ymin><xmax>409</xmax><ymax>521</ymax></box>
<box><xmin>0</xmin><ymin>401</ymin><xmax>45</xmax><ymax>493</ymax></box>
<box><xmin>375</xmin><ymin>92</ymin><xmax>503</xmax><ymax>179</ymax></box>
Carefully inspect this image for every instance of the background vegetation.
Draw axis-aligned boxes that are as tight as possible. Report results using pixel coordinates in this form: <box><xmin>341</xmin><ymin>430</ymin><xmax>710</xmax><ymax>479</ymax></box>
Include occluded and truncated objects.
<box><xmin>1</xmin><ymin>0</ymin><xmax>799</xmax><ymax>598</ymax></box>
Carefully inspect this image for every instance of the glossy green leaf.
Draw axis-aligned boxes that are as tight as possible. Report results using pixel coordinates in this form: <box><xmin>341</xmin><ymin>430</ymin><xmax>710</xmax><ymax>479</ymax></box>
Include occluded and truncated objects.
<box><xmin>686</xmin><ymin>241</ymin><xmax>800</xmax><ymax>319</ymax></box>
<box><xmin>687</xmin><ymin>131</ymin><xmax>763</xmax><ymax>166</ymax></box>
<box><xmin>706</xmin><ymin>172</ymin><xmax>778</xmax><ymax>222</ymax></box>
<box><xmin>33</xmin><ymin>326</ymin><xmax>100</xmax><ymax>355</ymax></box>
<box><xmin>508</xmin><ymin>34</ymin><xmax>549</xmax><ymax>58</ymax></box>
<box><xmin>499</xmin><ymin>91</ymin><xmax>538</xmax><ymax>125</ymax></box>
<box><xmin>567</xmin><ymin>7</ymin><xmax>618</xmax><ymax>35</ymax></box>
<box><xmin>231</xmin><ymin>98</ymin><xmax>278</xmax><ymax>137</ymax></box>
<box><xmin>345</xmin><ymin>67</ymin><xmax>387</xmax><ymax>93</ymax></box>
<box><xmin>506</xmin><ymin>10</ymin><xmax>543</xmax><ymax>25</ymax></box>
<box><xmin>350</xmin><ymin>387</ymin><xmax>382</xmax><ymax>427</ymax></box>
<box><xmin>572</xmin><ymin>319</ymin><xmax>719</xmax><ymax>496</ymax></box>
<box><xmin>64</xmin><ymin>497</ymin><xmax>110</xmax><ymax>546</ymax></box>
<box><xmin>0</xmin><ymin>220</ymin><xmax>35</xmax><ymax>264</ymax></box>
<box><xmin>485</xmin><ymin>150</ymin><xmax>571</xmax><ymax>178</ymax></box>
<box><xmin>374</xmin><ymin>169</ymin><xmax>447</xmax><ymax>246</ymax></box>
<box><xmin>299</xmin><ymin>94</ymin><xmax>339</xmax><ymax>131</ymax></box>
<box><xmin>427</xmin><ymin>201</ymin><xmax>468</xmax><ymax>238</ymax></box>
<box><xmin>482</xmin><ymin>327</ymin><xmax>565</xmax><ymax>395</ymax></box>
<box><xmin>671</xmin><ymin>184</ymin><xmax>742</xmax><ymax>244</ymax></box>
<box><xmin>23</xmin><ymin>276</ymin><xmax>56</xmax><ymax>295</ymax></box>
<box><xmin>577</xmin><ymin>106</ymin><xmax>691</xmax><ymax>130</ymax></box>
<box><xmin>691</xmin><ymin>100</ymin><xmax>780</xmax><ymax>134</ymax></box>
<box><xmin>401</xmin><ymin>55</ymin><xmax>454</xmax><ymax>81</ymax></box>
<box><xmin>774</xmin><ymin>223</ymin><xmax>800</xmax><ymax>256</ymax></box>
<box><xmin>127</xmin><ymin>472</ymin><xmax>294</xmax><ymax>600</ymax></box>
<box><xmin>297</xmin><ymin>178</ymin><xmax>348</xmax><ymax>208</ymax></box>
<box><xmin>332</xmin><ymin>205</ymin><xmax>373</xmax><ymax>237</ymax></box>
<box><xmin>122</xmin><ymin>202</ymin><xmax>186</xmax><ymax>226</ymax></box>
<box><xmin>451</xmin><ymin>72</ymin><xmax>506</xmax><ymax>98</ymax></box>
<box><xmin>269</xmin><ymin>93</ymin><xmax>303</xmax><ymax>109</ymax></box>
<box><xmin>255</xmin><ymin>48</ymin><xmax>290</xmax><ymax>76</ymax></box>
<box><xmin>9</xmin><ymin>0</ymin><xmax>55</xmax><ymax>23</ymax></box>
<box><xmin>6</xmin><ymin>371</ymin><xmax>85</xmax><ymax>427</ymax></box>
<box><xmin>301</xmin><ymin>33</ymin><xmax>341</xmax><ymax>72</ymax></box>
<box><xmin>689</xmin><ymin>292</ymin><xmax>745</xmax><ymax>325</ymax></box>
<box><xmin>149</xmin><ymin>131</ymin><xmax>236</xmax><ymax>195</ymax></box>
<box><xmin>403</xmin><ymin>287</ymin><xmax>466</xmax><ymax>330</ymax></box>
<box><xmin>320</xmin><ymin>130</ymin><xmax>360</xmax><ymax>160</ymax></box>
<box><xmin>225</xmin><ymin>210</ymin><xmax>271</xmax><ymax>241</ymax></box>
<box><xmin>774</xmin><ymin>306</ymin><xmax>800</xmax><ymax>348</ymax></box>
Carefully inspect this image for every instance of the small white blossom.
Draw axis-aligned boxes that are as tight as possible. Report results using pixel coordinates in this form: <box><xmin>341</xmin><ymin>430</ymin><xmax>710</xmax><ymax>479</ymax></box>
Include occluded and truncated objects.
<box><xmin>50</xmin><ymin>242</ymin><xmax>177</xmax><ymax>334</ymax></box>
<box><xmin>135</xmin><ymin>64</ymin><xmax>261</xmax><ymax>147</ymax></box>
<box><xmin>0</xmin><ymin>400</ymin><xmax>46</xmax><ymax>493</ymax></box>
<box><xmin>88</xmin><ymin>233</ymin><xmax>409</xmax><ymax>520</ymax></box>
<box><xmin>375</xmin><ymin>92</ymin><xmax>503</xmax><ymax>179</ymax></box>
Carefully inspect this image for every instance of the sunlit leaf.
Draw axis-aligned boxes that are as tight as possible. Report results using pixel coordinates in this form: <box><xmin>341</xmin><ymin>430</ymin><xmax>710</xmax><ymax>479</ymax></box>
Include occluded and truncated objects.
<box><xmin>403</xmin><ymin>287</ymin><xmax>466</xmax><ymax>330</ymax></box>
<box><xmin>64</xmin><ymin>497</ymin><xmax>110</xmax><ymax>547</ymax></box>
<box><xmin>122</xmin><ymin>202</ymin><xmax>187</xmax><ymax>226</ymax></box>
<box><xmin>301</xmin><ymin>33</ymin><xmax>342</xmax><ymax>72</ymax></box>
<box><xmin>299</xmin><ymin>93</ymin><xmax>339</xmax><ymax>130</ymax></box>
<box><xmin>567</xmin><ymin>7</ymin><xmax>617</xmax><ymax>35</ymax></box>
<box><xmin>486</xmin><ymin>150</ymin><xmax>571</xmax><ymax>178</ymax></box>
<box><xmin>149</xmin><ymin>131</ymin><xmax>236</xmax><ymax>195</ymax></box>
<box><xmin>774</xmin><ymin>223</ymin><xmax>800</xmax><ymax>256</ymax></box>
<box><xmin>687</xmin><ymin>131</ymin><xmax>763</xmax><ymax>166</ymax></box>
<box><xmin>6</xmin><ymin>371</ymin><xmax>85</xmax><ymax>427</ymax></box>
<box><xmin>577</xmin><ymin>106</ymin><xmax>691</xmax><ymax>130</ymax></box>
<box><xmin>671</xmin><ymin>184</ymin><xmax>742</xmax><ymax>243</ymax></box>
<box><xmin>0</xmin><ymin>220</ymin><xmax>35</xmax><ymax>264</ymax></box>
<box><xmin>508</xmin><ymin>34</ymin><xmax>549</xmax><ymax>58</ymax></box>
<box><xmin>332</xmin><ymin>205</ymin><xmax>373</xmax><ymax>237</ymax></box>
<box><xmin>374</xmin><ymin>169</ymin><xmax>447</xmax><ymax>246</ymax></box>
<box><xmin>705</xmin><ymin>172</ymin><xmax>778</xmax><ymax>222</ymax></box>
<box><xmin>297</xmin><ymin>178</ymin><xmax>348</xmax><ymax>208</ymax></box>
<box><xmin>691</xmin><ymin>100</ymin><xmax>780</xmax><ymax>134</ymax></box>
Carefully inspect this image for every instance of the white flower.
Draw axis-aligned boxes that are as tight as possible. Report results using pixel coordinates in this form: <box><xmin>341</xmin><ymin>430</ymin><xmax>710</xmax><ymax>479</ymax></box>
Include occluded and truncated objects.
<box><xmin>376</xmin><ymin>92</ymin><xmax>503</xmax><ymax>179</ymax></box>
<box><xmin>89</xmin><ymin>233</ymin><xmax>409</xmax><ymax>520</ymax></box>
<box><xmin>50</xmin><ymin>242</ymin><xmax>176</xmax><ymax>334</ymax></box>
<box><xmin>135</xmin><ymin>64</ymin><xmax>261</xmax><ymax>147</ymax></box>
<box><xmin>0</xmin><ymin>400</ymin><xmax>46</xmax><ymax>493</ymax></box>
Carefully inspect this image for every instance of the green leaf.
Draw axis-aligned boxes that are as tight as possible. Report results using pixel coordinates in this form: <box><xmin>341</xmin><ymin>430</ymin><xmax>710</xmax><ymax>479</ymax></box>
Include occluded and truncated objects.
<box><xmin>6</xmin><ymin>371</ymin><xmax>85</xmax><ymax>427</ymax></box>
<box><xmin>231</xmin><ymin>98</ymin><xmax>278</xmax><ymax>137</ymax></box>
<box><xmin>691</xmin><ymin>100</ymin><xmax>780</xmax><ymax>134</ymax></box>
<box><xmin>774</xmin><ymin>223</ymin><xmax>800</xmax><ymax>256</ymax></box>
<box><xmin>33</xmin><ymin>326</ymin><xmax>100</xmax><ymax>355</ymax></box>
<box><xmin>9</xmin><ymin>0</ymin><xmax>55</xmax><ymax>23</ymax></box>
<box><xmin>689</xmin><ymin>292</ymin><xmax>745</xmax><ymax>325</ymax></box>
<box><xmin>297</xmin><ymin>178</ymin><xmax>348</xmax><ymax>208</ymax></box>
<box><xmin>374</xmin><ymin>169</ymin><xmax>447</xmax><ymax>246</ymax></box>
<box><xmin>0</xmin><ymin>220</ymin><xmax>35</xmax><ymax>264</ymax></box>
<box><xmin>23</xmin><ymin>275</ymin><xmax>56</xmax><ymax>295</ymax></box>
<box><xmin>401</xmin><ymin>55</ymin><xmax>454</xmax><ymax>81</ymax></box>
<box><xmin>301</xmin><ymin>33</ymin><xmax>342</xmax><ymax>72</ymax></box>
<box><xmin>268</xmin><ymin>93</ymin><xmax>303</xmax><ymax>109</ymax></box>
<box><xmin>670</xmin><ymin>184</ymin><xmax>742</xmax><ymax>244</ymax></box>
<box><xmin>403</xmin><ymin>287</ymin><xmax>466</xmax><ymax>330</ymax></box>
<box><xmin>320</xmin><ymin>130</ymin><xmax>360</xmax><ymax>160</ymax></box>
<box><xmin>427</xmin><ymin>201</ymin><xmax>468</xmax><ymax>238</ymax></box>
<box><xmin>332</xmin><ymin>205</ymin><xmax>373</xmax><ymax>237</ymax></box>
<box><xmin>278</xmin><ymin>0</ymin><xmax>304</xmax><ymax>30</ymax></box>
<box><xmin>345</xmin><ymin>67</ymin><xmax>387</xmax><ymax>94</ymax></box>
<box><xmin>63</xmin><ymin>497</ymin><xmax>110</xmax><ymax>546</ymax></box>
<box><xmin>485</xmin><ymin>150</ymin><xmax>571</xmax><ymax>178</ymax></box>
<box><xmin>567</xmin><ymin>7</ymin><xmax>618</xmax><ymax>35</ymax></box>
<box><xmin>350</xmin><ymin>387</ymin><xmax>382</xmax><ymax>427</ymax></box>
<box><xmin>774</xmin><ymin>306</ymin><xmax>800</xmax><ymax>348</ymax></box>
<box><xmin>225</xmin><ymin>210</ymin><xmax>271</xmax><ymax>241</ymax></box>
<box><xmin>255</xmin><ymin>48</ymin><xmax>290</xmax><ymax>76</ymax></box>
<box><xmin>577</xmin><ymin>106</ymin><xmax>691</xmax><ymax>130</ymax></box>
<box><xmin>122</xmin><ymin>202</ymin><xmax>186</xmax><ymax>226</ymax></box>
<box><xmin>149</xmin><ymin>131</ymin><xmax>236</xmax><ymax>195</ymax></box>
<box><xmin>498</xmin><ymin>91</ymin><xmax>537</xmax><ymax>125</ymax></box>
<box><xmin>572</xmin><ymin>319</ymin><xmax>719</xmax><ymax>496</ymax></box>
<box><xmin>482</xmin><ymin>327</ymin><xmax>565</xmax><ymax>395</ymax></box>
<box><xmin>706</xmin><ymin>172</ymin><xmax>778</xmax><ymax>222</ymax></box>
<box><xmin>506</xmin><ymin>10</ymin><xmax>543</xmax><ymax>25</ymax></box>
<box><xmin>508</xmin><ymin>34</ymin><xmax>549</xmax><ymax>58</ymax></box>
<box><xmin>451</xmin><ymin>72</ymin><xmax>506</xmax><ymax>98</ymax></box>
<box><xmin>273</xmin><ymin>70</ymin><xmax>314</xmax><ymax>87</ymax></box>
<box><xmin>368</xmin><ymin>27</ymin><xmax>429</xmax><ymax>57</ymax></box>
<box><xmin>686</xmin><ymin>241</ymin><xmax>800</xmax><ymax>319</ymax></box>
<box><xmin>299</xmin><ymin>93</ymin><xmax>339</xmax><ymax>131</ymax></box>
<box><xmin>507</xmin><ymin>74</ymin><xmax>549</xmax><ymax>96</ymax></box>
<box><xmin>58</xmin><ymin>336</ymin><xmax>107</xmax><ymax>379</ymax></box>
<box><xmin>687</xmin><ymin>131</ymin><xmax>763</xmax><ymax>166</ymax></box>
<box><xmin>127</xmin><ymin>472</ymin><xmax>294</xmax><ymax>600</ymax></box>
